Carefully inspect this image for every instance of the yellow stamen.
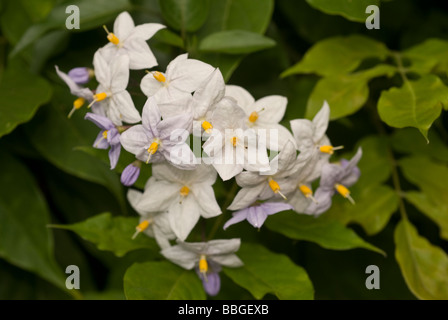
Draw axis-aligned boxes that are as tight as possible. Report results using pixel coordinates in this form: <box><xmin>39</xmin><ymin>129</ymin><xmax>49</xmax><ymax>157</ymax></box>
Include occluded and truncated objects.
<box><xmin>319</xmin><ymin>145</ymin><xmax>344</xmax><ymax>155</ymax></box>
<box><xmin>199</xmin><ymin>255</ymin><xmax>208</xmax><ymax>273</ymax></box>
<box><xmin>231</xmin><ymin>136</ymin><xmax>238</xmax><ymax>147</ymax></box>
<box><xmin>132</xmin><ymin>220</ymin><xmax>151</xmax><ymax>239</ymax></box>
<box><xmin>335</xmin><ymin>183</ymin><xmax>355</xmax><ymax>204</ymax></box>
<box><xmin>102</xmin><ymin>130</ymin><xmax>108</xmax><ymax>139</ymax></box>
<box><xmin>299</xmin><ymin>184</ymin><xmax>317</xmax><ymax>203</ymax></box>
<box><xmin>180</xmin><ymin>186</ymin><xmax>190</xmax><ymax>197</ymax></box>
<box><xmin>248</xmin><ymin>111</ymin><xmax>259</xmax><ymax>123</ymax></box>
<box><xmin>153</xmin><ymin>71</ymin><xmax>166</xmax><ymax>83</ymax></box>
<box><xmin>268</xmin><ymin>178</ymin><xmax>287</xmax><ymax>200</ymax></box>
<box><xmin>87</xmin><ymin>92</ymin><xmax>108</xmax><ymax>109</ymax></box>
<box><xmin>201</xmin><ymin>121</ymin><xmax>213</xmax><ymax>134</ymax></box>
<box><xmin>68</xmin><ymin>97</ymin><xmax>86</xmax><ymax>118</ymax></box>
<box><xmin>103</xmin><ymin>25</ymin><xmax>119</xmax><ymax>45</ymax></box>
<box><xmin>146</xmin><ymin>140</ymin><xmax>160</xmax><ymax>164</ymax></box>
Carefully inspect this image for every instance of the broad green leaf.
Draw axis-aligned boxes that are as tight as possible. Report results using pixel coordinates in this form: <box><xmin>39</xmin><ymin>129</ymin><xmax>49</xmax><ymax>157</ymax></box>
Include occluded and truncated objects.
<box><xmin>0</xmin><ymin>152</ymin><xmax>66</xmax><ymax>292</ymax></box>
<box><xmin>159</xmin><ymin>0</ymin><xmax>209</xmax><ymax>32</ymax></box>
<box><xmin>391</xmin><ymin>128</ymin><xmax>448</xmax><ymax>162</ymax></box>
<box><xmin>399</xmin><ymin>156</ymin><xmax>448</xmax><ymax>239</ymax></box>
<box><xmin>24</xmin><ymin>87</ymin><xmax>125</xmax><ymax>211</ymax></box>
<box><xmin>404</xmin><ymin>38</ymin><xmax>448</xmax><ymax>74</ymax></box>
<box><xmin>199</xmin><ymin>30</ymin><xmax>275</xmax><ymax>54</ymax></box>
<box><xmin>152</xmin><ymin>28</ymin><xmax>184</xmax><ymax>48</ymax></box>
<box><xmin>405</xmin><ymin>192</ymin><xmax>448</xmax><ymax>240</ymax></box>
<box><xmin>306</xmin><ymin>0</ymin><xmax>380</xmax><ymax>23</ymax></box>
<box><xmin>378</xmin><ymin>75</ymin><xmax>448</xmax><ymax>141</ymax></box>
<box><xmin>0</xmin><ymin>61</ymin><xmax>52</xmax><ymax>138</ymax></box>
<box><xmin>124</xmin><ymin>261</ymin><xmax>206</xmax><ymax>299</ymax></box>
<box><xmin>306</xmin><ymin>64</ymin><xmax>396</xmax><ymax>119</ymax></box>
<box><xmin>395</xmin><ymin>219</ymin><xmax>448</xmax><ymax>299</ymax></box>
<box><xmin>282</xmin><ymin>35</ymin><xmax>389</xmax><ymax>77</ymax></box>
<box><xmin>265</xmin><ymin>212</ymin><xmax>385</xmax><ymax>255</ymax></box>
<box><xmin>11</xmin><ymin>0</ymin><xmax>131</xmax><ymax>57</ymax></box>
<box><xmin>51</xmin><ymin>213</ymin><xmax>158</xmax><ymax>257</ymax></box>
<box><xmin>223</xmin><ymin>243</ymin><xmax>314</xmax><ymax>300</ymax></box>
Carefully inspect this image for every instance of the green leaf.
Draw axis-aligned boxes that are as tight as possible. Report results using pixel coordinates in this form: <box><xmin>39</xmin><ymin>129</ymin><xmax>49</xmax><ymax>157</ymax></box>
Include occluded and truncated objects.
<box><xmin>0</xmin><ymin>152</ymin><xmax>66</xmax><ymax>292</ymax></box>
<box><xmin>399</xmin><ymin>156</ymin><xmax>448</xmax><ymax>240</ymax></box>
<box><xmin>0</xmin><ymin>61</ymin><xmax>52</xmax><ymax>138</ymax></box>
<box><xmin>404</xmin><ymin>38</ymin><xmax>448</xmax><ymax>74</ymax></box>
<box><xmin>306</xmin><ymin>64</ymin><xmax>396</xmax><ymax>119</ymax></box>
<box><xmin>159</xmin><ymin>0</ymin><xmax>209</xmax><ymax>33</ymax></box>
<box><xmin>199</xmin><ymin>30</ymin><xmax>275</xmax><ymax>54</ymax></box>
<box><xmin>11</xmin><ymin>0</ymin><xmax>131</xmax><ymax>57</ymax></box>
<box><xmin>265</xmin><ymin>212</ymin><xmax>385</xmax><ymax>255</ymax></box>
<box><xmin>124</xmin><ymin>261</ymin><xmax>206</xmax><ymax>299</ymax></box>
<box><xmin>282</xmin><ymin>35</ymin><xmax>389</xmax><ymax>77</ymax></box>
<box><xmin>306</xmin><ymin>0</ymin><xmax>380</xmax><ymax>23</ymax></box>
<box><xmin>24</xmin><ymin>89</ymin><xmax>125</xmax><ymax>211</ymax></box>
<box><xmin>395</xmin><ymin>218</ymin><xmax>448</xmax><ymax>299</ymax></box>
<box><xmin>378</xmin><ymin>74</ymin><xmax>448</xmax><ymax>141</ymax></box>
<box><xmin>223</xmin><ymin>243</ymin><xmax>314</xmax><ymax>300</ymax></box>
<box><xmin>152</xmin><ymin>28</ymin><xmax>184</xmax><ymax>48</ymax></box>
<box><xmin>404</xmin><ymin>192</ymin><xmax>448</xmax><ymax>240</ymax></box>
<box><xmin>391</xmin><ymin>128</ymin><xmax>448</xmax><ymax>162</ymax></box>
<box><xmin>51</xmin><ymin>213</ymin><xmax>158</xmax><ymax>257</ymax></box>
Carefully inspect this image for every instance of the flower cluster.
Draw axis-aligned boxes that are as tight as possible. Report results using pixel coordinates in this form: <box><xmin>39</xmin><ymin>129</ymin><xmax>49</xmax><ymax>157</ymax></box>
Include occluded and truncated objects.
<box><xmin>56</xmin><ymin>12</ymin><xmax>363</xmax><ymax>296</ymax></box>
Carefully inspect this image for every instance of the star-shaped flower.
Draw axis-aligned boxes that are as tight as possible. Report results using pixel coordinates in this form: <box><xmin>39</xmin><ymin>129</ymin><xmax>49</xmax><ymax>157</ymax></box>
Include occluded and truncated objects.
<box><xmin>85</xmin><ymin>113</ymin><xmax>121</xmax><ymax>169</ymax></box>
<box><xmin>226</xmin><ymin>85</ymin><xmax>295</xmax><ymax>151</ymax></box>
<box><xmin>305</xmin><ymin>148</ymin><xmax>362</xmax><ymax>216</ymax></box>
<box><xmin>90</xmin><ymin>52</ymin><xmax>141</xmax><ymax>125</ymax></box>
<box><xmin>120</xmin><ymin>97</ymin><xmax>196</xmax><ymax>169</ymax></box>
<box><xmin>99</xmin><ymin>11</ymin><xmax>165</xmax><ymax>70</ymax></box>
<box><xmin>136</xmin><ymin>162</ymin><xmax>221</xmax><ymax>241</ymax></box>
<box><xmin>161</xmin><ymin>239</ymin><xmax>243</xmax><ymax>296</ymax></box>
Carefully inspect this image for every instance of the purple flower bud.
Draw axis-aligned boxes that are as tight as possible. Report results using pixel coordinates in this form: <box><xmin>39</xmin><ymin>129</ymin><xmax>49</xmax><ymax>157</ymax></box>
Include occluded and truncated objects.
<box><xmin>201</xmin><ymin>272</ymin><xmax>221</xmax><ymax>296</ymax></box>
<box><xmin>121</xmin><ymin>162</ymin><xmax>141</xmax><ymax>186</ymax></box>
<box><xmin>68</xmin><ymin>67</ymin><xmax>92</xmax><ymax>85</ymax></box>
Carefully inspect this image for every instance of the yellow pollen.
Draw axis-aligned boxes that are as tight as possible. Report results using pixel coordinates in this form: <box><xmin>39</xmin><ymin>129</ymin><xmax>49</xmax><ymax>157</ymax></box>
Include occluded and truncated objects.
<box><xmin>146</xmin><ymin>140</ymin><xmax>160</xmax><ymax>164</ymax></box>
<box><xmin>299</xmin><ymin>184</ymin><xmax>312</xmax><ymax>197</ymax></box>
<box><xmin>319</xmin><ymin>145</ymin><xmax>344</xmax><ymax>154</ymax></box>
<box><xmin>269</xmin><ymin>178</ymin><xmax>287</xmax><ymax>200</ymax></box>
<box><xmin>201</xmin><ymin>121</ymin><xmax>213</xmax><ymax>133</ymax></box>
<box><xmin>103</xmin><ymin>25</ymin><xmax>119</xmax><ymax>45</ymax></box>
<box><xmin>132</xmin><ymin>220</ymin><xmax>151</xmax><ymax>239</ymax></box>
<box><xmin>153</xmin><ymin>71</ymin><xmax>166</xmax><ymax>83</ymax></box>
<box><xmin>102</xmin><ymin>130</ymin><xmax>108</xmax><ymax>139</ymax></box>
<box><xmin>199</xmin><ymin>255</ymin><xmax>208</xmax><ymax>274</ymax></box>
<box><xmin>180</xmin><ymin>186</ymin><xmax>190</xmax><ymax>197</ymax></box>
<box><xmin>94</xmin><ymin>92</ymin><xmax>108</xmax><ymax>102</ymax></box>
<box><xmin>249</xmin><ymin>111</ymin><xmax>259</xmax><ymax>123</ymax></box>
<box><xmin>231</xmin><ymin>136</ymin><xmax>238</xmax><ymax>147</ymax></box>
<box><xmin>73</xmin><ymin>97</ymin><xmax>85</xmax><ymax>110</ymax></box>
<box><xmin>335</xmin><ymin>183</ymin><xmax>355</xmax><ymax>204</ymax></box>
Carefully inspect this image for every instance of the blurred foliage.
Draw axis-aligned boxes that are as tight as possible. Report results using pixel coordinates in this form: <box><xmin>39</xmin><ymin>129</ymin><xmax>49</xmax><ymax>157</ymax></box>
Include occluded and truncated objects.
<box><xmin>0</xmin><ymin>0</ymin><xmax>447</xmax><ymax>300</ymax></box>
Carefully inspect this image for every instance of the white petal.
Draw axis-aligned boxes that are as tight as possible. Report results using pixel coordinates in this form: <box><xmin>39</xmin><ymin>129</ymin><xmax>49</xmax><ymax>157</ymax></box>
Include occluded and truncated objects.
<box><xmin>191</xmin><ymin>184</ymin><xmax>221</xmax><ymax>218</ymax></box>
<box><xmin>205</xmin><ymin>238</ymin><xmax>241</xmax><ymax>255</ymax></box>
<box><xmin>128</xmin><ymin>23</ymin><xmax>166</xmax><ymax>41</ymax></box>
<box><xmin>211</xmin><ymin>254</ymin><xmax>244</xmax><ymax>268</ymax></box>
<box><xmin>119</xmin><ymin>125</ymin><xmax>149</xmax><ymax>156</ymax></box>
<box><xmin>165</xmin><ymin>144</ymin><xmax>197</xmax><ymax>170</ymax></box>
<box><xmin>288</xmin><ymin>189</ymin><xmax>314</xmax><ymax>214</ymax></box>
<box><xmin>290</xmin><ymin>119</ymin><xmax>314</xmax><ymax>150</ymax></box>
<box><xmin>127</xmin><ymin>189</ymin><xmax>144</xmax><ymax>215</ymax></box>
<box><xmin>157</xmin><ymin>95</ymin><xmax>193</xmax><ymax>119</ymax></box>
<box><xmin>224</xmin><ymin>85</ymin><xmax>255</xmax><ymax>114</ymax></box>
<box><xmin>277</xmin><ymin>140</ymin><xmax>299</xmax><ymax>173</ymax></box>
<box><xmin>110</xmin><ymin>55</ymin><xmax>130</xmax><ymax>92</ymax></box>
<box><xmin>168</xmin><ymin>195</ymin><xmax>200</xmax><ymax>241</ymax></box>
<box><xmin>161</xmin><ymin>245</ymin><xmax>198</xmax><ymax>269</ymax></box>
<box><xmin>125</xmin><ymin>39</ymin><xmax>159</xmax><ymax>70</ymax></box>
<box><xmin>192</xmin><ymin>68</ymin><xmax>225</xmax><ymax>119</ymax></box>
<box><xmin>139</xmin><ymin>178</ymin><xmax>180</xmax><ymax>212</ymax></box>
<box><xmin>140</xmin><ymin>73</ymin><xmax>164</xmax><ymax>97</ymax></box>
<box><xmin>110</xmin><ymin>91</ymin><xmax>141</xmax><ymax>124</ymax></box>
<box><xmin>255</xmin><ymin>95</ymin><xmax>287</xmax><ymax>124</ymax></box>
<box><xmin>93</xmin><ymin>50</ymin><xmax>110</xmax><ymax>86</ymax></box>
<box><xmin>312</xmin><ymin>101</ymin><xmax>330</xmax><ymax>142</ymax></box>
<box><xmin>166</xmin><ymin>53</ymin><xmax>189</xmax><ymax>75</ymax></box>
<box><xmin>142</xmin><ymin>97</ymin><xmax>161</xmax><ymax>135</ymax></box>
<box><xmin>210</xmin><ymin>97</ymin><xmax>247</xmax><ymax>131</ymax></box>
<box><xmin>255</xmin><ymin>122</ymin><xmax>295</xmax><ymax>152</ymax></box>
<box><xmin>169</xmin><ymin>57</ymin><xmax>215</xmax><ymax>93</ymax></box>
<box><xmin>213</xmin><ymin>162</ymin><xmax>243</xmax><ymax>181</ymax></box>
<box><xmin>227</xmin><ymin>183</ymin><xmax>266</xmax><ymax>211</ymax></box>
<box><xmin>114</xmin><ymin>11</ymin><xmax>135</xmax><ymax>40</ymax></box>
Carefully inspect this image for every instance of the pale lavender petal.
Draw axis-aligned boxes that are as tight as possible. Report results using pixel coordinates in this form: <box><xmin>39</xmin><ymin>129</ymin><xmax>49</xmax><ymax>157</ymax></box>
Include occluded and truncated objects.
<box><xmin>107</xmin><ymin>128</ymin><xmax>121</xmax><ymax>146</ymax></box>
<box><xmin>319</xmin><ymin>163</ymin><xmax>343</xmax><ymax>190</ymax></box>
<box><xmin>68</xmin><ymin>67</ymin><xmax>90</xmax><ymax>85</ymax></box>
<box><xmin>246</xmin><ymin>206</ymin><xmax>268</xmax><ymax>228</ymax></box>
<box><xmin>108</xmin><ymin>144</ymin><xmax>121</xmax><ymax>169</ymax></box>
<box><xmin>304</xmin><ymin>188</ymin><xmax>334</xmax><ymax>216</ymax></box>
<box><xmin>93</xmin><ymin>131</ymin><xmax>109</xmax><ymax>149</ymax></box>
<box><xmin>55</xmin><ymin>65</ymin><xmax>93</xmax><ymax>100</ymax></box>
<box><xmin>85</xmin><ymin>112</ymin><xmax>115</xmax><ymax>130</ymax></box>
<box><xmin>121</xmin><ymin>163</ymin><xmax>140</xmax><ymax>186</ymax></box>
<box><xmin>223</xmin><ymin>209</ymin><xmax>249</xmax><ymax>230</ymax></box>
<box><xmin>142</xmin><ymin>97</ymin><xmax>161</xmax><ymax>136</ymax></box>
<box><xmin>201</xmin><ymin>272</ymin><xmax>221</xmax><ymax>296</ymax></box>
<box><xmin>260</xmin><ymin>202</ymin><xmax>293</xmax><ymax>215</ymax></box>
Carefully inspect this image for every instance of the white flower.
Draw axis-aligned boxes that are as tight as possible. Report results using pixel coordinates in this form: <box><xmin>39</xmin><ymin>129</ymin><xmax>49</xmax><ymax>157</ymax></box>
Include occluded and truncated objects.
<box><xmin>127</xmin><ymin>189</ymin><xmax>175</xmax><ymax>249</ymax></box>
<box><xmin>225</xmin><ymin>85</ymin><xmax>295</xmax><ymax>151</ymax></box>
<box><xmin>228</xmin><ymin>140</ymin><xmax>307</xmax><ymax>210</ymax></box>
<box><xmin>136</xmin><ymin>163</ymin><xmax>221</xmax><ymax>241</ymax></box>
<box><xmin>90</xmin><ymin>52</ymin><xmax>141</xmax><ymax>125</ymax></box>
<box><xmin>203</xmin><ymin>98</ymin><xmax>270</xmax><ymax>181</ymax></box>
<box><xmin>99</xmin><ymin>11</ymin><xmax>165</xmax><ymax>70</ymax></box>
<box><xmin>140</xmin><ymin>53</ymin><xmax>214</xmax><ymax>103</ymax></box>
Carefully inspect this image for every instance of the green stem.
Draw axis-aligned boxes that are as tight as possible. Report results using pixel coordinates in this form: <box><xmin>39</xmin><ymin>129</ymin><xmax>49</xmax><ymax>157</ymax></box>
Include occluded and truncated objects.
<box><xmin>207</xmin><ymin>182</ymin><xmax>239</xmax><ymax>241</ymax></box>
